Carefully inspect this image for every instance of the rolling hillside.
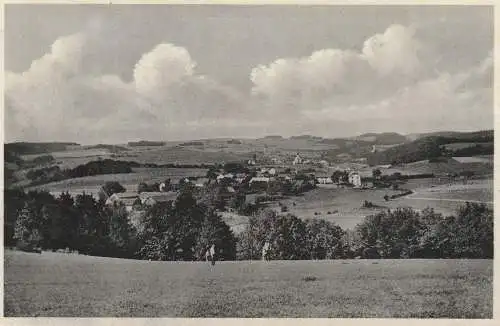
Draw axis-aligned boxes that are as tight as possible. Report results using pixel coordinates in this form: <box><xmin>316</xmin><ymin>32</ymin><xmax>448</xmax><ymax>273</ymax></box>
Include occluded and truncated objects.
<box><xmin>366</xmin><ymin>130</ymin><xmax>493</xmax><ymax>166</ymax></box>
<box><xmin>4</xmin><ymin>250</ymin><xmax>493</xmax><ymax>318</ymax></box>
<box><xmin>351</xmin><ymin>132</ymin><xmax>409</xmax><ymax>145</ymax></box>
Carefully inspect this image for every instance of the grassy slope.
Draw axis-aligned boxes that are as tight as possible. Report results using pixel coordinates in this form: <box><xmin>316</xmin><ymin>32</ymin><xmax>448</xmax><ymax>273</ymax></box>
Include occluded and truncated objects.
<box><xmin>27</xmin><ymin>168</ymin><xmax>207</xmax><ymax>195</ymax></box>
<box><xmin>274</xmin><ymin>178</ymin><xmax>493</xmax><ymax>230</ymax></box>
<box><xmin>4</xmin><ymin>251</ymin><xmax>492</xmax><ymax>318</ymax></box>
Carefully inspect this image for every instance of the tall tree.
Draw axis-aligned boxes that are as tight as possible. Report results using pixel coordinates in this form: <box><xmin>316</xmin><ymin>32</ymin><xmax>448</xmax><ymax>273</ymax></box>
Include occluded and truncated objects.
<box><xmin>14</xmin><ymin>202</ymin><xmax>42</xmax><ymax>250</ymax></box>
<box><xmin>195</xmin><ymin>209</ymin><xmax>237</xmax><ymax>261</ymax></box>
<box><xmin>305</xmin><ymin>219</ymin><xmax>345</xmax><ymax>259</ymax></box>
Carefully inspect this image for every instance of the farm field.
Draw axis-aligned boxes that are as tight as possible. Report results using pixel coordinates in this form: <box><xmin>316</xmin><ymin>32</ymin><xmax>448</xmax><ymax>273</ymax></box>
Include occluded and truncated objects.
<box><xmin>21</xmin><ymin>149</ymin><xmax>115</xmax><ymax>169</ymax></box>
<box><xmin>21</xmin><ymin>148</ymin><xmax>111</xmax><ymax>161</ymax></box>
<box><xmin>114</xmin><ymin>146</ymin><xmax>253</xmax><ymax>165</ymax></box>
<box><xmin>4</xmin><ymin>250</ymin><xmax>492</xmax><ymax>318</ymax></box>
<box><xmin>28</xmin><ymin>168</ymin><xmax>208</xmax><ymax>197</ymax></box>
<box><xmin>406</xmin><ymin>179</ymin><xmax>493</xmax><ymax>203</ymax></box>
<box><xmin>276</xmin><ymin>178</ymin><xmax>493</xmax><ymax>230</ymax></box>
<box><xmin>17</xmin><ymin>144</ymin><xmax>255</xmax><ymax>170</ymax></box>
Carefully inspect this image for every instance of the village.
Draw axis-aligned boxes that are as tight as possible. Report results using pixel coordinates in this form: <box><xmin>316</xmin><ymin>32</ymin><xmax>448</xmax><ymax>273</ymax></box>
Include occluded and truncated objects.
<box><xmin>104</xmin><ymin>151</ymin><xmax>390</xmax><ymax>219</ymax></box>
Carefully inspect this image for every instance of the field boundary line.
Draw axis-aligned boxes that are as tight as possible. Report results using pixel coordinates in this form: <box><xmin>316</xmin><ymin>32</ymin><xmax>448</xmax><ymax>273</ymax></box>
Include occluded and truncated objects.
<box><xmin>405</xmin><ymin>196</ymin><xmax>493</xmax><ymax>204</ymax></box>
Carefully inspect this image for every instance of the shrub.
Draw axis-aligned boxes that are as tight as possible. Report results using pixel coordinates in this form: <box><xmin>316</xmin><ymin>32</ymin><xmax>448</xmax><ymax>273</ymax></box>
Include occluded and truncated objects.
<box><xmin>102</xmin><ymin>181</ymin><xmax>126</xmax><ymax>197</ymax></box>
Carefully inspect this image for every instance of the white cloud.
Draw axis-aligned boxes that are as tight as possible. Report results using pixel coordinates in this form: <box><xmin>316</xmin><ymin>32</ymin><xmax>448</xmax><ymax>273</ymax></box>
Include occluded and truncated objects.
<box><xmin>250</xmin><ymin>24</ymin><xmax>429</xmax><ymax>112</ymax></box>
<box><xmin>249</xmin><ymin>24</ymin><xmax>492</xmax><ymax>136</ymax></box>
<box><xmin>5</xmin><ymin>23</ymin><xmax>493</xmax><ymax>143</ymax></box>
<box><xmin>133</xmin><ymin>43</ymin><xmax>196</xmax><ymax>95</ymax></box>
<box><xmin>300</xmin><ymin>53</ymin><xmax>493</xmax><ymax>134</ymax></box>
<box><xmin>5</xmin><ymin>34</ymin><xmax>245</xmax><ymax>144</ymax></box>
<box><xmin>361</xmin><ymin>24</ymin><xmax>423</xmax><ymax>77</ymax></box>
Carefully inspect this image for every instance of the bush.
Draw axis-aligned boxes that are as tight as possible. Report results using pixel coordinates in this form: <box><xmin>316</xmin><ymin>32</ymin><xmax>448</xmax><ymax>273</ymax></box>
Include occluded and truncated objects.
<box><xmin>354</xmin><ymin>204</ymin><xmax>493</xmax><ymax>259</ymax></box>
<box><xmin>102</xmin><ymin>181</ymin><xmax>126</xmax><ymax>197</ymax></box>
<box><xmin>305</xmin><ymin>219</ymin><xmax>345</xmax><ymax>259</ymax></box>
<box><xmin>362</xmin><ymin>201</ymin><xmax>375</xmax><ymax>208</ymax></box>
<box><xmin>237</xmin><ymin>211</ymin><xmax>308</xmax><ymax>260</ymax></box>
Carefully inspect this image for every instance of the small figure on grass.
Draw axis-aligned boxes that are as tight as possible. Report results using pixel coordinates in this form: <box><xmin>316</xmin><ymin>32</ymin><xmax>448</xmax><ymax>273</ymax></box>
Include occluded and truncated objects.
<box><xmin>205</xmin><ymin>244</ymin><xmax>216</xmax><ymax>266</ymax></box>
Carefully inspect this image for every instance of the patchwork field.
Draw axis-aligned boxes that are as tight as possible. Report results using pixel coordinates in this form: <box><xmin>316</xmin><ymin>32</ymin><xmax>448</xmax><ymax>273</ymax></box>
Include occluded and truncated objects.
<box><xmin>18</xmin><ymin>144</ymin><xmax>254</xmax><ymax>170</ymax></box>
<box><xmin>275</xmin><ymin>178</ymin><xmax>493</xmax><ymax>230</ymax></box>
<box><xmin>4</xmin><ymin>251</ymin><xmax>492</xmax><ymax>318</ymax></box>
<box><xmin>112</xmin><ymin>146</ymin><xmax>253</xmax><ymax>165</ymax></box>
<box><xmin>382</xmin><ymin>157</ymin><xmax>493</xmax><ymax>176</ymax></box>
<box><xmin>28</xmin><ymin>168</ymin><xmax>208</xmax><ymax>197</ymax></box>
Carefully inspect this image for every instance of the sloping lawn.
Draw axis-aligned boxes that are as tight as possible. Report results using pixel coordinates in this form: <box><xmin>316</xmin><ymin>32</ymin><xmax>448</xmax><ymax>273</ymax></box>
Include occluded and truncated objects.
<box><xmin>4</xmin><ymin>250</ymin><xmax>492</xmax><ymax>318</ymax></box>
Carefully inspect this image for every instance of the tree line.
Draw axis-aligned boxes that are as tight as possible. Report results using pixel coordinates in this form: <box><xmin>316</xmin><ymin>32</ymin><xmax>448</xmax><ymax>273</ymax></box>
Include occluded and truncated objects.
<box><xmin>4</xmin><ymin>188</ymin><xmax>493</xmax><ymax>260</ymax></box>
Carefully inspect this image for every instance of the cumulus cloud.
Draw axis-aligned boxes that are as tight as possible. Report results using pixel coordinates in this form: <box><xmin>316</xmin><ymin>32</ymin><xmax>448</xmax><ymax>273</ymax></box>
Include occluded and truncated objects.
<box><xmin>361</xmin><ymin>24</ymin><xmax>423</xmax><ymax>76</ymax></box>
<box><xmin>300</xmin><ymin>52</ymin><xmax>493</xmax><ymax>135</ymax></box>
<box><xmin>5</xmin><ymin>34</ymin><xmax>245</xmax><ymax>143</ymax></box>
<box><xmin>249</xmin><ymin>24</ymin><xmax>492</xmax><ymax>136</ymax></box>
<box><xmin>133</xmin><ymin>43</ymin><xmax>196</xmax><ymax>95</ymax></box>
<box><xmin>250</xmin><ymin>24</ymin><xmax>428</xmax><ymax>112</ymax></box>
<box><xmin>5</xmin><ymin>23</ymin><xmax>493</xmax><ymax>143</ymax></box>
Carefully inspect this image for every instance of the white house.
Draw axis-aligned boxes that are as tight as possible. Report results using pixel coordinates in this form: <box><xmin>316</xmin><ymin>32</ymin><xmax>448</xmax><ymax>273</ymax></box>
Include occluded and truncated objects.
<box><xmin>105</xmin><ymin>192</ymin><xmax>138</xmax><ymax>211</ymax></box>
<box><xmin>271</xmin><ymin>157</ymin><xmax>282</xmax><ymax>164</ymax></box>
<box><xmin>195</xmin><ymin>178</ymin><xmax>209</xmax><ymax>188</ymax></box>
<box><xmin>249</xmin><ymin>177</ymin><xmax>270</xmax><ymax>184</ymax></box>
<box><xmin>319</xmin><ymin>160</ymin><xmax>330</xmax><ymax>167</ymax></box>
<box><xmin>139</xmin><ymin>191</ymin><xmax>178</xmax><ymax>206</ymax></box>
<box><xmin>348</xmin><ymin>172</ymin><xmax>362</xmax><ymax>188</ymax></box>
<box><xmin>292</xmin><ymin>153</ymin><xmax>303</xmax><ymax>165</ymax></box>
<box><xmin>316</xmin><ymin>176</ymin><xmax>333</xmax><ymax>184</ymax></box>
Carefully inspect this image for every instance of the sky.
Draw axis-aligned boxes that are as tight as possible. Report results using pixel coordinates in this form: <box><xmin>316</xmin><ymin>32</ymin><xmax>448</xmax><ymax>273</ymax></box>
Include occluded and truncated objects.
<box><xmin>4</xmin><ymin>4</ymin><xmax>494</xmax><ymax>144</ymax></box>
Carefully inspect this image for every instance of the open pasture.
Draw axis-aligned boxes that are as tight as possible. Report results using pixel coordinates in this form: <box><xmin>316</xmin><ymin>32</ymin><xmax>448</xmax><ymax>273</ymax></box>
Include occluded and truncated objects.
<box><xmin>21</xmin><ymin>148</ymin><xmax>112</xmax><ymax>161</ymax></box>
<box><xmin>113</xmin><ymin>146</ymin><xmax>252</xmax><ymax>165</ymax></box>
<box><xmin>21</xmin><ymin>148</ymin><xmax>116</xmax><ymax>170</ymax></box>
<box><xmin>4</xmin><ymin>250</ymin><xmax>492</xmax><ymax>318</ymax></box>
<box><xmin>29</xmin><ymin>168</ymin><xmax>208</xmax><ymax>197</ymax></box>
<box><xmin>406</xmin><ymin>178</ymin><xmax>493</xmax><ymax>203</ymax></box>
<box><xmin>381</xmin><ymin>157</ymin><xmax>493</xmax><ymax>176</ymax></box>
<box><xmin>277</xmin><ymin>178</ymin><xmax>493</xmax><ymax>230</ymax></box>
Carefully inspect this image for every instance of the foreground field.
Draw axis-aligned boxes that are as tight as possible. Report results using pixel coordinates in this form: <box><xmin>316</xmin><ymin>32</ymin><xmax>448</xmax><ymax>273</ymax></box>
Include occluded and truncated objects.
<box><xmin>4</xmin><ymin>251</ymin><xmax>492</xmax><ymax>318</ymax></box>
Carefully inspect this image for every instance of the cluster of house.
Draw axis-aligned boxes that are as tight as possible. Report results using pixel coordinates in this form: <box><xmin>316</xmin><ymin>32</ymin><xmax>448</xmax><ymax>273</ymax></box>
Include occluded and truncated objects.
<box><xmin>105</xmin><ymin>190</ymin><xmax>179</xmax><ymax>211</ymax></box>
<box><xmin>104</xmin><ymin>152</ymin><xmax>371</xmax><ymax>212</ymax></box>
<box><xmin>315</xmin><ymin>171</ymin><xmax>363</xmax><ymax>188</ymax></box>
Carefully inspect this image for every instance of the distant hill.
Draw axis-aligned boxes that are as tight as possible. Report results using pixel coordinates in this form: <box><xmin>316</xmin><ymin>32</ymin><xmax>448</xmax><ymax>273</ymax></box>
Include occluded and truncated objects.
<box><xmin>128</xmin><ymin>141</ymin><xmax>166</xmax><ymax>147</ymax></box>
<box><xmin>367</xmin><ymin>130</ymin><xmax>494</xmax><ymax>166</ymax></box>
<box><xmin>352</xmin><ymin>132</ymin><xmax>409</xmax><ymax>145</ymax></box>
<box><xmin>86</xmin><ymin>144</ymin><xmax>128</xmax><ymax>152</ymax></box>
<box><xmin>406</xmin><ymin>130</ymin><xmax>493</xmax><ymax>142</ymax></box>
<box><xmin>179</xmin><ymin>141</ymin><xmax>205</xmax><ymax>146</ymax></box>
<box><xmin>261</xmin><ymin>135</ymin><xmax>284</xmax><ymax>140</ymax></box>
<box><xmin>289</xmin><ymin>135</ymin><xmax>323</xmax><ymax>141</ymax></box>
<box><xmin>5</xmin><ymin>142</ymin><xmax>80</xmax><ymax>155</ymax></box>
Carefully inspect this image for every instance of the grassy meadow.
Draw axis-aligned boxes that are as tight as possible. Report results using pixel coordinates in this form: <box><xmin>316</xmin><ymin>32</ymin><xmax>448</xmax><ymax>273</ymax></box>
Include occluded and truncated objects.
<box><xmin>275</xmin><ymin>178</ymin><xmax>493</xmax><ymax>230</ymax></box>
<box><xmin>28</xmin><ymin>167</ymin><xmax>208</xmax><ymax>196</ymax></box>
<box><xmin>4</xmin><ymin>250</ymin><xmax>492</xmax><ymax>318</ymax></box>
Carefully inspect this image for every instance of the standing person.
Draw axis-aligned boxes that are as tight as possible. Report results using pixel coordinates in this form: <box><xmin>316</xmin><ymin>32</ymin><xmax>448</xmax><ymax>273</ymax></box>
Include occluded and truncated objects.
<box><xmin>209</xmin><ymin>244</ymin><xmax>216</xmax><ymax>265</ymax></box>
<box><xmin>205</xmin><ymin>244</ymin><xmax>216</xmax><ymax>265</ymax></box>
<box><xmin>262</xmin><ymin>241</ymin><xmax>270</xmax><ymax>261</ymax></box>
